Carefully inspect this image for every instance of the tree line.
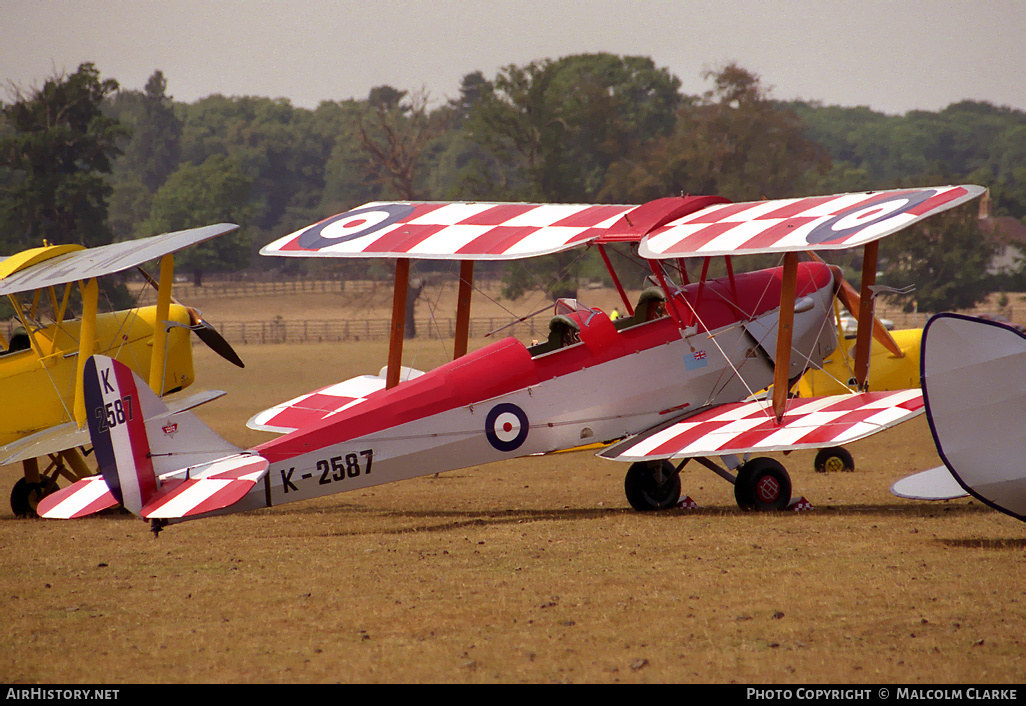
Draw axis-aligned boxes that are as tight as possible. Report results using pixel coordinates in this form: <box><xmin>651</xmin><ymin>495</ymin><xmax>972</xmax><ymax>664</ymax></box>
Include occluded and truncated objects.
<box><xmin>2</xmin><ymin>54</ymin><xmax>1024</xmax><ymax>313</ymax></box>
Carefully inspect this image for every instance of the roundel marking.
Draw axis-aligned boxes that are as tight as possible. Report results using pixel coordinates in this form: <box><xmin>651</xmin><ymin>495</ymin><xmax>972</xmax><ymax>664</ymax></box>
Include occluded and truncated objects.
<box><xmin>485</xmin><ymin>403</ymin><xmax>530</xmax><ymax>452</ymax></box>
<box><xmin>297</xmin><ymin>203</ymin><xmax>416</xmax><ymax>250</ymax></box>
<box><xmin>806</xmin><ymin>189</ymin><xmax>937</xmax><ymax>245</ymax></box>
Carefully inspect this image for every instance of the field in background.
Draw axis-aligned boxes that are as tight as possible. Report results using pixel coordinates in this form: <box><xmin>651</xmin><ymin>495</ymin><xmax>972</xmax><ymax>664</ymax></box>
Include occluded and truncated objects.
<box><xmin>1</xmin><ymin>284</ymin><xmax>1024</xmax><ymax>684</ymax></box>
<box><xmin>149</xmin><ymin>277</ymin><xmax>1026</xmax><ymax>345</ymax></box>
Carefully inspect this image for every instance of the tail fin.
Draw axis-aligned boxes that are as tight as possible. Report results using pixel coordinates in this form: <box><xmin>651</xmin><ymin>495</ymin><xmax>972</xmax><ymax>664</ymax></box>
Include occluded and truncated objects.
<box><xmin>82</xmin><ymin>355</ymin><xmax>267</xmax><ymax>521</ymax></box>
<box><xmin>84</xmin><ymin>355</ymin><xmax>162</xmax><ymax>515</ymax></box>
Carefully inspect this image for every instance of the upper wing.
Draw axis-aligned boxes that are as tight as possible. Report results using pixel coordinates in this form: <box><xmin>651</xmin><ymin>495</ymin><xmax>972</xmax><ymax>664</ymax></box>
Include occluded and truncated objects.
<box><xmin>0</xmin><ymin>223</ymin><xmax>237</xmax><ymax>296</ymax></box>
<box><xmin>599</xmin><ymin>389</ymin><xmax>924</xmax><ymax>462</ymax></box>
<box><xmin>260</xmin><ymin>187</ymin><xmax>983</xmax><ymax>261</ymax></box>
<box><xmin>261</xmin><ymin>202</ymin><xmax>637</xmax><ymax>260</ymax></box>
<box><xmin>639</xmin><ymin>185</ymin><xmax>984</xmax><ymax>258</ymax></box>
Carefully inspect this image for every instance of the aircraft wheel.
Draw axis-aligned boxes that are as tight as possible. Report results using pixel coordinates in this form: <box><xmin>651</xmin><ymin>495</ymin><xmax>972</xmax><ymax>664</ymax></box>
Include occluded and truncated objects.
<box><xmin>734</xmin><ymin>457</ymin><xmax>791</xmax><ymax>511</ymax></box>
<box><xmin>814</xmin><ymin>446</ymin><xmax>854</xmax><ymax>473</ymax></box>
<box><xmin>624</xmin><ymin>460</ymin><xmax>681</xmax><ymax>511</ymax></box>
<box><xmin>10</xmin><ymin>477</ymin><xmax>59</xmax><ymax>518</ymax></box>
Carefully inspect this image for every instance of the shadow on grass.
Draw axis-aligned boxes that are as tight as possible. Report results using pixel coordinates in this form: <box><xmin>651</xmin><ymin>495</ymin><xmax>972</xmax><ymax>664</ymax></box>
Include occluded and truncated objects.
<box><xmin>10</xmin><ymin>498</ymin><xmax>1018</xmax><ymax>549</ymax></box>
<box><xmin>286</xmin><ymin>498</ymin><xmax>1010</xmax><ymax>537</ymax></box>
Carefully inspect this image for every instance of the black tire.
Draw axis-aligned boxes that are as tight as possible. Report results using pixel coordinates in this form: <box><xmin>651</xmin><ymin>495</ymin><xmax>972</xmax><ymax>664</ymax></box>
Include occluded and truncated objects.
<box><xmin>733</xmin><ymin>466</ymin><xmax>755</xmax><ymax>509</ymax></box>
<box><xmin>10</xmin><ymin>477</ymin><xmax>59</xmax><ymax>518</ymax></box>
<box><xmin>624</xmin><ymin>460</ymin><xmax>681</xmax><ymax>511</ymax></box>
<box><xmin>734</xmin><ymin>457</ymin><xmax>791</xmax><ymax>511</ymax></box>
<box><xmin>814</xmin><ymin>446</ymin><xmax>855</xmax><ymax>473</ymax></box>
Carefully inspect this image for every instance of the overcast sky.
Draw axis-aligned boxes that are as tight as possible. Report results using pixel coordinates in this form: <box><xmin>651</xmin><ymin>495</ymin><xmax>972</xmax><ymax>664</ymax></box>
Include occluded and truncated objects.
<box><xmin>3</xmin><ymin>0</ymin><xmax>1024</xmax><ymax>115</ymax></box>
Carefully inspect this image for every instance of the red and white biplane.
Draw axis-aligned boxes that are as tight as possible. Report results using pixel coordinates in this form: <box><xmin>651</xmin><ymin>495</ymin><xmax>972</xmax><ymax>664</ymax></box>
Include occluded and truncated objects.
<box><xmin>37</xmin><ymin>185</ymin><xmax>985</xmax><ymax>533</ymax></box>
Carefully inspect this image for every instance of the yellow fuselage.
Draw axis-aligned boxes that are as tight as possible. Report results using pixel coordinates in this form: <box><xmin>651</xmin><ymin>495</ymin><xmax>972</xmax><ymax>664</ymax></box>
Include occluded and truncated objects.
<box><xmin>798</xmin><ymin>328</ymin><xmax>922</xmax><ymax>397</ymax></box>
<box><xmin>0</xmin><ymin>304</ymin><xmax>195</xmax><ymax>446</ymax></box>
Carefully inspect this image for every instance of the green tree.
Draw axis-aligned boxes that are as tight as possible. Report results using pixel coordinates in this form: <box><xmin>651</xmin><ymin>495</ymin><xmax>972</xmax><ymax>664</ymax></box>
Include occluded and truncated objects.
<box><xmin>602</xmin><ymin>63</ymin><xmax>830</xmax><ymax>203</ymax></box>
<box><xmin>356</xmin><ymin>87</ymin><xmax>451</xmax><ymax>337</ymax></box>
<box><xmin>463</xmin><ymin>54</ymin><xmax>681</xmax><ymax>300</ymax></box>
<box><xmin>879</xmin><ymin>202</ymin><xmax>995</xmax><ymax>313</ymax></box>
<box><xmin>427</xmin><ymin>72</ymin><xmax>508</xmax><ymax>201</ymax></box>
<box><xmin>176</xmin><ymin>94</ymin><xmax>336</xmax><ymax>238</ymax></box>
<box><xmin>0</xmin><ymin>62</ymin><xmax>127</xmax><ymax>249</ymax></box>
<box><xmin>468</xmin><ymin>53</ymin><xmax>681</xmax><ymax>203</ymax></box>
<box><xmin>142</xmin><ymin>154</ymin><xmax>253</xmax><ymax>285</ymax></box>
<box><xmin>318</xmin><ymin>99</ymin><xmax>382</xmax><ymax>214</ymax></box>
<box><xmin>107</xmin><ymin>70</ymin><xmax>183</xmax><ymax>240</ymax></box>
<box><xmin>122</xmin><ymin>71</ymin><xmax>182</xmax><ymax>192</ymax></box>
<box><xmin>357</xmin><ymin>87</ymin><xmax>446</xmax><ymax>201</ymax></box>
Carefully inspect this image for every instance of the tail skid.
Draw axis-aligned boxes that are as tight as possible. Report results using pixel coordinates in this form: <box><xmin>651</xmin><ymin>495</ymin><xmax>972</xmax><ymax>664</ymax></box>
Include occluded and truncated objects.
<box><xmin>38</xmin><ymin>356</ymin><xmax>267</xmax><ymax>528</ymax></box>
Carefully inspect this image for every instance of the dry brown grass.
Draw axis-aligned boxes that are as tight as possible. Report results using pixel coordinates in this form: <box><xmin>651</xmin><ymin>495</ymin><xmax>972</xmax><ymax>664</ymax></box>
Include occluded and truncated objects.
<box><xmin>1</xmin><ymin>291</ymin><xmax>1024</xmax><ymax>684</ymax></box>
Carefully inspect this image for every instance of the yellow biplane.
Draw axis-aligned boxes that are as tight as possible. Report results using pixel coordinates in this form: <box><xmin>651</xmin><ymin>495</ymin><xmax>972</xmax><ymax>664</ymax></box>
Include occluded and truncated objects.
<box><xmin>0</xmin><ymin>224</ymin><xmax>243</xmax><ymax>516</ymax></box>
<box><xmin>797</xmin><ymin>293</ymin><xmax>922</xmax><ymax>473</ymax></box>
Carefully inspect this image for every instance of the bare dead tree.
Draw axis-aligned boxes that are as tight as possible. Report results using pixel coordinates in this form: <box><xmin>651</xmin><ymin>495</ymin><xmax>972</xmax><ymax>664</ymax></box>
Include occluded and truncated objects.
<box><xmin>357</xmin><ymin>88</ymin><xmax>448</xmax><ymax>338</ymax></box>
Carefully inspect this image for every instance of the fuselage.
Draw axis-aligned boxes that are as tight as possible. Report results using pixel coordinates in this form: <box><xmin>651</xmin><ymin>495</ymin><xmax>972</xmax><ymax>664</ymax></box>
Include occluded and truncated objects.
<box><xmin>221</xmin><ymin>261</ymin><xmax>840</xmax><ymax>514</ymax></box>
<box><xmin>0</xmin><ymin>304</ymin><xmax>195</xmax><ymax>446</ymax></box>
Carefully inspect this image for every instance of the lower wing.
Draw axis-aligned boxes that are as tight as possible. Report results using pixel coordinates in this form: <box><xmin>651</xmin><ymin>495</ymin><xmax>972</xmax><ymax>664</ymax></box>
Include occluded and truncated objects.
<box><xmin>0</xmin><ymin>389</ymin><xmax>226</xmax><ymax>466</ymax></box>
<box><xmin>247</xmin><ymin>367</ymin><xmax>423</xmax><ymax>434</ymax></box>
<box><xmin>600</xmin><ymin>389</ymin><xmax>924</xmax><ymax>462</ymax></box>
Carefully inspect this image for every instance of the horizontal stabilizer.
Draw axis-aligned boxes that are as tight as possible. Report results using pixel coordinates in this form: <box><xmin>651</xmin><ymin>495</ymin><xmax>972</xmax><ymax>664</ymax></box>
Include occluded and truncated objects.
<box><xmin>138</xmin><ymin>453</ymin><xmax>268</xmax><ymax>519</ymax></box>
<box><xmin>600</xmin><ymin>389</ymin><xmax>924</xmax><ymax>462</ymax></box>
<box><xmin>37</xmin><ymin>475</ymin><xmax>118</xmax><ymax>519</ymax></box>
<box><xmin>39</xmin><ymin>354</ymin><xmax>261</xmax><ymax>523</ymax></box>
<box><xmin>37</xmin><ymin>453</ymin><xmax>268</xmax><ymax>520</ymax></box>
<box><xmin>890</xmin><ymin>466</ymin><xmax>969</xmax><ymax>501</ymax></box>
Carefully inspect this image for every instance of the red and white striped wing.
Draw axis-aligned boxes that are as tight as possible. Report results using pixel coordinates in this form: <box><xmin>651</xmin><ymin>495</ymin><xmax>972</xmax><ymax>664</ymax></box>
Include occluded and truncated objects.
<box><xmin>141</xmin><ymin>454</ymin><xmax>269</xmax><ymax>519</ymax></box>
<box><xmin>38</xmin><ymin>454</ymin><xmax>269</xmax><ymax>520</ymax></box>
<box><xmin>37</xmin><ymin>475</ymin><xmax>119</xmax><ymax>519</ymax></box>
<box><xmin>262</xmin><ymin>186</ymin><xmax>984</xmax><ymax>262</ymax></box>
<box><xmin>246</xmin><ymin>371</ymin><xmax>423</xmax><ymax>434</ymax></box>
<box><xmin>601</xmin><ymin>390</ymin><xmax>924</xmax><ymax>462</ymax></box>
<box><xmin>639</xmin><ymin>185</ymin><xmax>985</xmax><ymax>258</ymax></box>
<box><xmin>261</xmin><ymin>202</ymin><xmax>635</xmax><ymax>260</ymax></box>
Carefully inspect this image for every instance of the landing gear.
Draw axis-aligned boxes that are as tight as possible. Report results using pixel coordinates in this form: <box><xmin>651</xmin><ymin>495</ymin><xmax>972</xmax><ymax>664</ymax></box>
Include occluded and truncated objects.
<box><xmin>10</xmin><ymin>450</ymin><xmax>93</xmax><ymax>517</ymax></box>
<box><xmin>733</xmin><ymin>457</ymin><xmax>792</xmax><ymax>511</ymax></box>
<box><xmin>624</xmin><ymin>459</ymin><xmax>681</xmax><ymax>511</ymax></box>
<box><xmin>10</xmin><ymin>477</ymin><xmax>59</xmax><ymax>518</ymax></box>
<box><xmin>814</xmin><ymin>446</ymin><xmax>854</xmax><ymax>473</ymax></box>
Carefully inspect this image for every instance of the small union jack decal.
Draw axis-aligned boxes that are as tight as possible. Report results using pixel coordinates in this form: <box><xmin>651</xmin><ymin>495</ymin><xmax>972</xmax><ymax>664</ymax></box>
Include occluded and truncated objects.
<box><xmin>685</xmin><ymin>349</ymin><xmax>709</xmax><ymax>371</ymax></box>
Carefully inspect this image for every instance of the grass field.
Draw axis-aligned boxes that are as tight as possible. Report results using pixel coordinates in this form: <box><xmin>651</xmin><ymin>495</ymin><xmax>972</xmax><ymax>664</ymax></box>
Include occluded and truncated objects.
<box><xmin>1</xmin><ymin>286</ymin><xmax>1024</xmax><ymax>684</ymax></box>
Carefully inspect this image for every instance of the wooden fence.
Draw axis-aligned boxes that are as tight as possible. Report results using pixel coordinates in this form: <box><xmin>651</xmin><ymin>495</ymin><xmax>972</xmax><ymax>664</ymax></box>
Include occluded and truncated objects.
<box><xmin>209</xmin><ymin>316</ymin><xmax>547</xmax><ymax>344</ymax></box>
<box><xmin>5</xmin><ymin>276</ymin><xmax>1026</xmax><ymax>345</ymax></box>
<box><xmin>134</xmin><ymin>278</ymin><xmax>375</xmax><ymax>302</ymax></box>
